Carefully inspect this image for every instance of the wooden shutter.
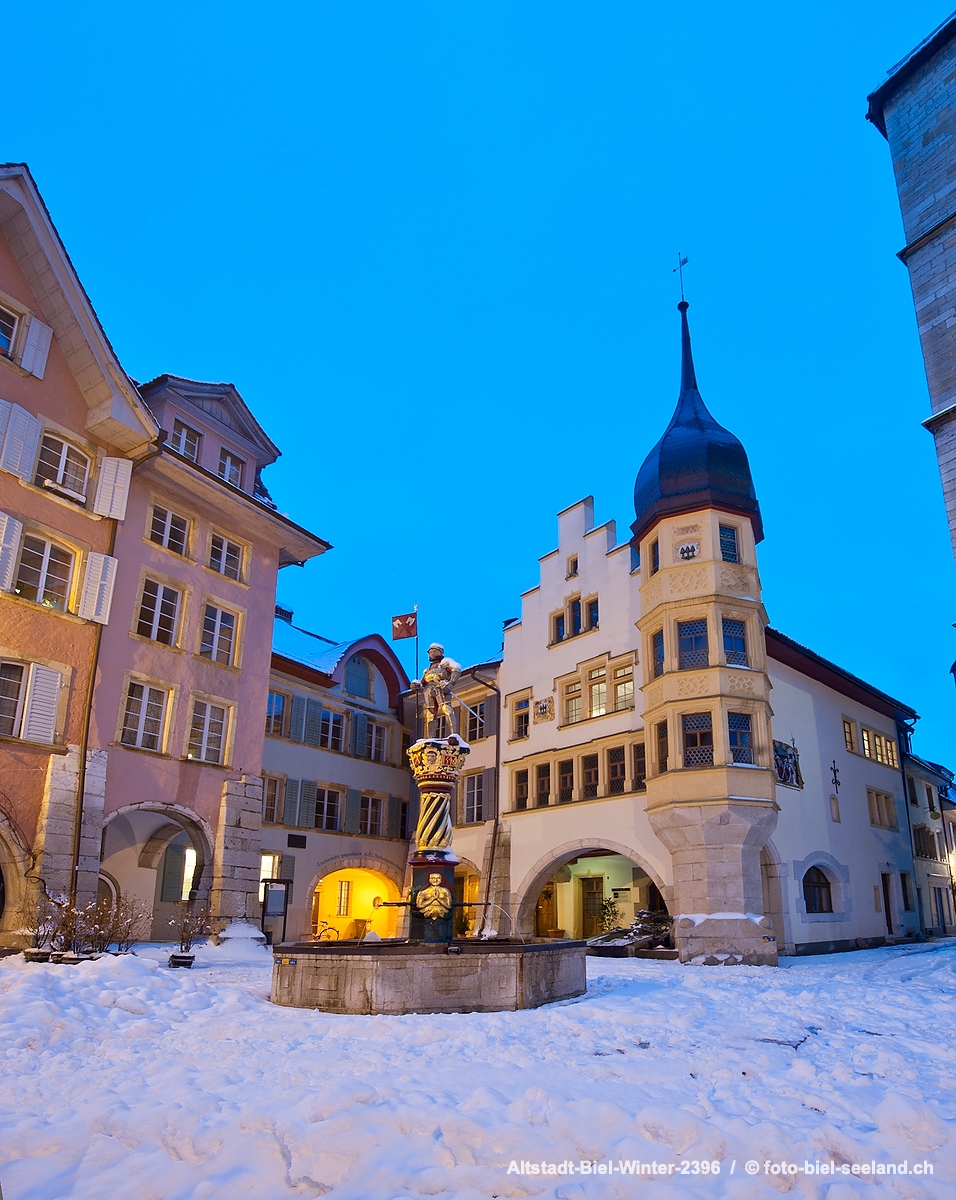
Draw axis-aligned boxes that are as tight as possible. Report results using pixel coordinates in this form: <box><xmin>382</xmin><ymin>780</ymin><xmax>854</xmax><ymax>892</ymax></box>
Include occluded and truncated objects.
<box><xmin>278</xmin><ymin>854</ymin><xmax>295</xmax><ymax>901</ymax></box>
<box><xmin>21</xmin><ymin>663</ymin><xmax>62</xmax><ymax>743</ymax></box>
<box><xmin>283</xmin><ymin>778</ymin><xmax>301</xmax><ymax>826</ymax></box>
<box><xmin>342</xmin><ymin>788</ymin><xmax>362</xmax><ymax>834</ymax></box>
<box><xmin>0</xmin><ymin>399</ymin><xmax>10</xmax><ymax>444</ymax></box>
<box><xmin>299</xmin><ymin>780</ymin><xmax>317</xmax><ymax>828</ymax></box>
<box><xmin>92</xmin><ymin>457</ymin><xmax>133</xmax><ymax>520</ymax></box>
<box><xmin>78</xmin><ymin>552</ymin><xmax>118</xmax><ymax>624</ymax></box>
<box><xmin>385</xmin><ymin>795</ymin><xmax>402</xmax><ymax>840</ymax></box>
<box><xmin>0</xmin><ymin>404</ymin><xmax>42</xmax><ymax>480</ymax></box>
<box><xmin>20</xmin><ymin>318</ymin><xmax>53</xmax><ymax>379</ymax></box>
<box><xmin>482</xmin><ymin>768</ymin><xmax>497</xmax><ymax>821</ymax></box>
<box><xmin>0</xmin><ymin>510</ymin><xmax>23</xmax><ymax>592</ymax></box>
<box><xmin>350</xmin><ymin>711</ymin><xmax>368</xmax><ymax>757</ymax></box>
<box><xmin>289</xmin><ymin>695</ymin><xmax>305</xmax><ymax>742</ymax></box>
<box><xmin>304</xmin><ymin>698</ymin><xmax>322</xmax><ymax>746</ymax></box>
<box><xmin>482</xmin><ymin>696</ymin><xmax>498</xmax><ymax>738</ymax></box>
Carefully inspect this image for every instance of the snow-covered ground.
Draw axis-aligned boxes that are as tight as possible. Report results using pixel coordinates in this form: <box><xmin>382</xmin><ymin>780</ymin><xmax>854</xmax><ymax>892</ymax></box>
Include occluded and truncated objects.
<box><xmin>1</xmin><ymin>940</ymin><xmax>954</xmax><ymax>1199</ymax></box>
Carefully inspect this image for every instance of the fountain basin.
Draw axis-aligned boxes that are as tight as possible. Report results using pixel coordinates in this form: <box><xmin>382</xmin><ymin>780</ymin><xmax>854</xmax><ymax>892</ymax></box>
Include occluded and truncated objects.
<box><xmin>271</xmin><ymin>938</ymin><xmax>588</xmax><ymax>1014</ymax></box>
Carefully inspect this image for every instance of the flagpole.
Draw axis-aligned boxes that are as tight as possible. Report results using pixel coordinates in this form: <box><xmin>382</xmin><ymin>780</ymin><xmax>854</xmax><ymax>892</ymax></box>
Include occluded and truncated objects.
<box><xmin>414</xmin><ymin>603</ymin><xmax>419</xmax><ymax>681</ymax></box>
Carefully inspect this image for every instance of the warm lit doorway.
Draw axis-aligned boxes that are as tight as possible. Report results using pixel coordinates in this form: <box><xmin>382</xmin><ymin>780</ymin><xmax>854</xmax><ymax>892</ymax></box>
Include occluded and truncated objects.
<box><xmin>311</xmin><ymin>867</ymin><xmax>401</xmax><ymax>940</ymax></box>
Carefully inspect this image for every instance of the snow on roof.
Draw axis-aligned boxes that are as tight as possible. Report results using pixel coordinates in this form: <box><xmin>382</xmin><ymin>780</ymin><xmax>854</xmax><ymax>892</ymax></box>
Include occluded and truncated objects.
<box><xmin>271</xmin><ymin>618</ymin><xmax>352</xmax><ymax>676</ymax></box>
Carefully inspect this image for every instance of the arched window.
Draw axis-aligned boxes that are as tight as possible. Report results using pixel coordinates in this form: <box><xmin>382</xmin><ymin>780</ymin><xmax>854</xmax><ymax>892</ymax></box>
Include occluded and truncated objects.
<box><xmin>345</xmin><ymin>655</ymin><xmax>371</xmax><ymax>699</ymax></box>
<box><xmin>803</xmin><ymin>866</ymin><xmax>833</xmax><ymax>914</ymax></box>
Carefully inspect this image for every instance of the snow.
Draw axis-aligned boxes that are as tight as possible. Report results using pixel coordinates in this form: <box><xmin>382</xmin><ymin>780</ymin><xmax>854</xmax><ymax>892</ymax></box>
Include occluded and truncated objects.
<box><xmin>2</xmin><ymin>940</ymin><xmax>955</xmax><ymax>1198</ymax></box>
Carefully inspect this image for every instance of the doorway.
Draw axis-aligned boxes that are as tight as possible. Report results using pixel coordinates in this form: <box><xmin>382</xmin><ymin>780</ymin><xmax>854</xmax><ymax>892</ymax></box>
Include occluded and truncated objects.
<box><xmin>535</xmin><ymin>883</ymin><xmax>557</xmax><ymax>936</ymax></box>
<box><xmin>881</xmin><ymin>874</ymin><xmax>894</xmax><ymax>935</ymax></box>
<box><xmin>581</xmin><ymin>876</ymin><xmax>604</xmax><ymax>938</ymax></box>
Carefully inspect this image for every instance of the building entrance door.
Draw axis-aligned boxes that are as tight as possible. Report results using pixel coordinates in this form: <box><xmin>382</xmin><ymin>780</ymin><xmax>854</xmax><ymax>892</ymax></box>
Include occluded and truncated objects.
<box><xmin>535</xmin><ymin>884</ymin><xmax>557</xmax><ymax>937</ymax></box>
<box><xmin>581</xmin><ymin>876</ymin><xmax>604</xmax><ymax>938</ymax></box>
<box><xmin>881</xmin><ymin>874</ymin><xmax>894</xmax><ymax>935</ymax></box>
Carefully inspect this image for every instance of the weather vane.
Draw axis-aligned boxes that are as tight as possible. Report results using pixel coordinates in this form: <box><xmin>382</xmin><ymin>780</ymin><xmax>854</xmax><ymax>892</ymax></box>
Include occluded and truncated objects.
<box><xmin>673</xmin><ymin>252</ymin><xmax>689</xmax><ymax>301</ymax></box>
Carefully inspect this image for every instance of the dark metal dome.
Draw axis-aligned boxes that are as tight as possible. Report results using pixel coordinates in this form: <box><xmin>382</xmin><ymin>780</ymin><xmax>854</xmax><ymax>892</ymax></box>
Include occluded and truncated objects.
<box><xmin>631</xmin><ymin>301</ymin><xmax>763</xmax><ymax>545</ymax></box>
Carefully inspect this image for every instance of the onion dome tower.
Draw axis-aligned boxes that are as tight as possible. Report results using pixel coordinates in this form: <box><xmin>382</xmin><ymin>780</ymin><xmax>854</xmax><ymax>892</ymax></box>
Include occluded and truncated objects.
<box><xmin>633</xmin><ymin>302</ymin><xmax>778</xmax><ymax>967</ymax></box>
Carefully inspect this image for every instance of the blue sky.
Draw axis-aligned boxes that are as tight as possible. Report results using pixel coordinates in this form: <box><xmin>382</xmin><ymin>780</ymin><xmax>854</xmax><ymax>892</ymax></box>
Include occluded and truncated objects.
<box><xmin>5</xmin><ymin>2</ymin><xmax>955</xmax><ymax>762</ymax></box>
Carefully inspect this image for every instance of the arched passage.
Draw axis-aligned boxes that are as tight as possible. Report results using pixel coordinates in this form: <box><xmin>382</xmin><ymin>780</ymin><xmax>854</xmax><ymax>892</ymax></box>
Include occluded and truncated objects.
<box><xmin>0</xmin><ymin>811</ymin><xmax>32</xmax><ymax>948</ymax></box>
<box><xmin>100</xmin><ymin>803</ymin><xmax>215</xmax><ymax>941</ymax></box>
<box><xmin>514</xmin><ymin>838</ymin><xmax>669</xmax><ymax>939</ymax></box>
<box><xmin>310</xmin><ymin>864</ymin><xmax>403</xmax><ymax>940</ymax></box>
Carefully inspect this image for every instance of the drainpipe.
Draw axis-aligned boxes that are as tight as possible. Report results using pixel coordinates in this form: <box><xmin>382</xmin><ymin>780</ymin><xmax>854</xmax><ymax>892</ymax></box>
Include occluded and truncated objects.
<box><xmin>70</xmin><ymin>436</ymin><xmax>165</xmax><ymax>903</ymax></box>
<box><xmin>897</xmin><ymin>719</ymin><xmax>921</xmax><ymax>941</ymax></box>
<box><xmin>471</xmin><ymin>670</ymin><xmax>502</xmax><ymax>937</ymax></box>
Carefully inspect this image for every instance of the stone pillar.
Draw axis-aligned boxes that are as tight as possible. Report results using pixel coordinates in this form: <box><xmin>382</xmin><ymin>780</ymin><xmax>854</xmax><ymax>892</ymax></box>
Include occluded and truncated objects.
<box><xmin>32</xmin><ymin>745</ymin><xmax>106</xmax><ymax>905</ymax></box>
<box><xmin>649</xmin><ymin>800</ymin><xmax>778</xmax><ymax>965</ymax></box>
<box><xmin>210</xmin><ymin>775</ymin><xmax>263</xmax><ymax>932</ymax></box>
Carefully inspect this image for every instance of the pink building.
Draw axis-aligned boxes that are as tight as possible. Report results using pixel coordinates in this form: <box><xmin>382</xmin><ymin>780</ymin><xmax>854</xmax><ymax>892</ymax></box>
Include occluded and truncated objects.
<box><xmin>0</xmin><ymin>166</ymin><xmax>328</xmax><ymax>945</ymax></box>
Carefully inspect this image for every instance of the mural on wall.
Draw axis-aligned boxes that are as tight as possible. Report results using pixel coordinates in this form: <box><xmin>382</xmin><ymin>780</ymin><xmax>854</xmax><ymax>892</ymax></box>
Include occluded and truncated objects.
<box><xmin>773</xmin><ymin>740</ymin><xmax>804</xmax><ymax>789</ymax></box>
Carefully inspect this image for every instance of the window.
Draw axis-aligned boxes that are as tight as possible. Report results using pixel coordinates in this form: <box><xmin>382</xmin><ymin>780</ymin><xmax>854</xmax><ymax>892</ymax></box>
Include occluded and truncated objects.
<box><xmin>719</xmin><ymin>525</ymin><xmax>739</xmax><ymax>564</ymax></box>
<box><xmin>650</xmin><ymin>540</ymin><xmax>660</xmax><ymax>575</ymax></box>
<box><xmin>728</xmin><ymin>712</ymin><xmax>753</xmax><ymax>764</ymax></box>
<box><xmin>262</xmin><ymin>778</ymin><xmax>279</xmax><ymax>824</ymax></box>
<box><xmin>0</xmin><ymin>305</ymin><xmax>17</xmax><ymax>355</ymax></box>
<box><xmin>149</xmin><ymin>504</ymin><xmax>189</xmax><ymax>556</ymax></box>
<box><xmin>722</xmin><ymin>619</ymin><xmax>747</xmax><ymax>666</ymax></box>
<box><xmin>320</xmin><ymin>708</ymin><xmax>345</xmax><ymax>751</ymax></box>
<box><xmin>265</xmin><ymin>691</ymin><xmax>286</xmax><ymax>736</ymax></box>
<box><xmin>136</xmin><ymin>578</ymin><xmax>180</xmax><ymax>644</ymax></box>
<box><xmin>345</xmin><ymin>656</ymin><xmax>371</xmax><ymax>698</ymax></box>
<box><xmin>209</xmin><ymin>534</ymin><xmax>243</xmax><ymax>581</ymax></box>
<box><xmin>861</xmin><ymin>727</ymin><xmax>898</xmax><ymax>768</ymax></box>
<box><xmin>464</xmin><ymin>774</ymin><xmax>484</xmax><ymax>823</ymax></box>
<box><xmin>536</xmin><ymin>763</ymin><xmax>550</xmax><ymax>806</ymax></box>
<box><xmin>367</xmin><ymin>722</ymin><xmax>387</xmax><ymax>762</ymax></box>
<box><xmin>633</xmin><ymin>742</ymin><xmax>647</xmax><ymax>791</ymax></box>
<box><xmin>652</xmin><ymin>630</ymin><xmax>665</xmax><ymax>678</ymax></box>
<box><xmin>587</xmin><ymin>598</ymin><xmax>599</xmax><ymax>630</ymax></box>
<box><xmin>34</xmin><ymin>436</ymin><xmax>91</xmax><ymax>501</ymax></box>
<box><xmin>608</xmin><ymin>746</ymin><xmax>626</xmax><ymax>794</ymax></box>
<box><xmin>0</xmin><ymin>662</ymin><xmax>25</xmax><ymax>737</ymax></box>
<box><xmin>170</xmin><ymin>420</ymin><xmax>201</xmax><ymax>462</ymax></box>
<box><xmin>467</xmin><ymin>702</ymin><xmax>485</xmax><ymax>742</ymax></box>
<box><xmin>570</xmin><ymin>599</ymin><xmax>582</xmax><ymax>637</ymax></box>
<box><xmin>582</xmin><ymin>753</ymin><xmax>599</xmax><ymax>799</ymax></box>
<box><xmin>925</xmin><ymin>783</ymin><xmax>937</xmax><ymax>811</ymax></box>
<box><xmin>514</xmin><ymin>697</ymin><xmax>530</xmax><ymax>739</ymax></box>
<box><xmin>588</xmin><ymin>668</ymin><xmax>606</xmax><ymax>718</ymax></box>
<box><xmin>566</xmin><ymin>556</ymin><xmax>578</xmax><ymax>578</ymax></box>
<box><xmin>553</xmin><ymin>613</ymin><xmax>566</xmax><ymax>643</ymax></box>
<box><xmin>120</xmin><ymin>681</ymin><xmax>168</xmax><ymax>751</ymax></box>
<box><xmin>843</xmin><ymin>719</ymin><xmax>857</xmax><ymax>754</ymax></box>
<box><xmin>905</xmin><ymin>775</ymin><xmax>918</xmax><ymax>807</ymax></box>
<box><xmin>200</xmin><ymin>604</ymin><xmax>237</xmax><ymax>665</ymax></box>
<box><xmin>315</xmin><ymin>788</ymin><xmax>340</xmax><ymax>831</ymax></box>
<box><xmin>657</xmin><ymin>721</ymin><xmax>669</xmax><ymax>772</ymax></box>
<box><xmin>867</xmin><ymin>789</ymin><xmax>898</xmax><ymax>830</ymax></box>
<box><xmin>15</xmin><ymin>536</ymin><xmax>73</xmax><ymax>611</ymax></box>
<box><xmin>359</xmin><ymin>795</ymin><xmax>383</xmax><ymax>836</ymax></box>
<box><xmin>515</xmin><ymin>769</ymin><xmax>529</xmax><ymax>811</ymax></box>
<box><xmin>187</xmin><ymin>699</ymin><xmax>227</xmax><ymax>763</ymax></box>
<box><xmin>913</xmin><ymin>824</ymin><xmax>938</xmax><ymax>859</ymax></box>
<box><xmin>900</xmin><ymin>872</ymin><xmax>914</xmax><ymax>912</ymax></box>
<box><xmin>399</xmin><ymin>800</ymin><xmax>410</xmax><ymax>841</ymax></box>
<box><xmin>218</xmin><ymin>448</ymin><xmax>244</xmax><ymax>488</ymax></box>
<box><xmin>803</xmin><ymin>866</ymin><xmax>833</xmax><ymax>914</ymax></box>
<box><xmin>336</xmin><ymin>880</ymin><xmax>351</xmax><ymax>917</ymax></box>
<box><xmin>613</xmin><ymin>664</ymin><xmax>633</xmax><ymax>710</ymax></box>
<box><xmin>558</xmin><ymin>759</ymin><xmax>574</xmax><ymax>803</ymax></box>
<box><xmin>683</xmin><ymin>712</ymin><xmax>714</xmax><ymax>767</ymax></box>
<box><xmin>678</xmin><ymin>619</ymin><xmax>708</xmax><ymax>670</ymax></box>
<box><xmin>564</xmin><ymin>683</ymin><xmax>581</xmax><ymax>724</ymax></box>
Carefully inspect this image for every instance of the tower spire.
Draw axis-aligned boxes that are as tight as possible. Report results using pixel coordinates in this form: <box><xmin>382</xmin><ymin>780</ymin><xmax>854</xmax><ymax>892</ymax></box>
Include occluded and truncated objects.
<box><xmin>678</xmin><ymin>299</ymin><xmax>698</xmax><ymax>395</ymax></box>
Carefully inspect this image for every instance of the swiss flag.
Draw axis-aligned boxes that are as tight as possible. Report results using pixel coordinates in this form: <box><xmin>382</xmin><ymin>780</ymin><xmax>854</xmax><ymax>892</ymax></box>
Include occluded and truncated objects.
<box><xmin>391</xmin><ymin>612</ymin><xmax>418</xmax><ymax>640</ymax></box>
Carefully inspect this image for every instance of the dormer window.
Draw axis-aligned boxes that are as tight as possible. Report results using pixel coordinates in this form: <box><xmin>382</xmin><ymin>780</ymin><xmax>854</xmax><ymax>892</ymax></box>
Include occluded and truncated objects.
<box><xmin>219</xmin><ymin>449</ymin><xmax>245</xmax><ymax>488</ymax></box>
<box><xmin>170</xmin><ymin>419</ymin><xmax>201</xmax><ymax>463</ymax></box>
<box><xmin>34</xmin><ymin>435</ymin><xmax>90</xmax><ymax>502</ymax></box>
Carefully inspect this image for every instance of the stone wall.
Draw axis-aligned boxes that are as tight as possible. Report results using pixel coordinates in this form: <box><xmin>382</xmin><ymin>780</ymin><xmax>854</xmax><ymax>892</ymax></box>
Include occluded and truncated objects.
<box><xmin>210</xmin><ymin>775</ymin><xmax>263</xmax><ymax>927</ymax></box>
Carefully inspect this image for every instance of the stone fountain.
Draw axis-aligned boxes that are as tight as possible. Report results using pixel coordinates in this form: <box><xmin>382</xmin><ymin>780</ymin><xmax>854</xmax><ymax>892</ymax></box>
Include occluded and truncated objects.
<box><xmin>270</xmin><ymin>643</ymin><xmax>587</xmax><ymax>1014</ymax></box>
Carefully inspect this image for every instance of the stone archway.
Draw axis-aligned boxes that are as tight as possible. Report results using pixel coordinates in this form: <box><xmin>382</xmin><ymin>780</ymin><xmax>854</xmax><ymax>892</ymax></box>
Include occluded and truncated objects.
<box><xmin>100</xmin><ymin>803</ymin><xmax>216</xmax><ymax>941</ymax></box>
<box><xmin>514</xmin><ymin>837</ymin><xmax>669</xmax><ymax>939</ymax></box>
<box><xmin>307</xmin><ymin>855</ymin><xmax>404</xmax><ymax>941</ymax></box>
<box><xmin>0</xmin><ymin>809</ymin><xmax>34</xmax><ymax>949</ymax></box>
<box><xmin>760</xmin><ymin>840</ymin><xmax>788</xmax><ymax>952</ymax></box>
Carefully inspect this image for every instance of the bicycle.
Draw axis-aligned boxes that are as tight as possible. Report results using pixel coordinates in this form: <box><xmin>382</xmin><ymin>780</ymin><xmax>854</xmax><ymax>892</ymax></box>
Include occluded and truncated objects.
<box><xmin>313</xmin><ymin>920</ymin><xmax>339</xmax><ymax>941</ymax></box>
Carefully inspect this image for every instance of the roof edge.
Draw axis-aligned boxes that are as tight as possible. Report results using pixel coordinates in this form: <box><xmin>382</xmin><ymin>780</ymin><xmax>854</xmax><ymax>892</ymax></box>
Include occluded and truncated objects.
<box><xmin>866</xmin><ymin>11</ymin><xmax>956</xmax><ymax>136</ymax></box>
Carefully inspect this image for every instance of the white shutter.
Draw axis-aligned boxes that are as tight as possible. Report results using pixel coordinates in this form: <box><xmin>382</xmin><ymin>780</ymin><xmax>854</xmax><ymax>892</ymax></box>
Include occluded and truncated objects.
<box><xmin>21</xmin><ymin>663</ymin><xmax>62</xmax><ymax>744</ymax></box>
<box><xmin>0</xmin><ymin>510</ymin><xmax>23</xmax><ymax>591</ymax></box>
<box><xmin>0</xmin><ymin>404</ymin><xmax>42</xmax><ymax>481</ymax></box>
<box><xmin>19</xmin><ymin>318</ymin><xmax>53</xmax><ymax>379</ymax></box>
<box><xmin>0</xmin><ymin>398</ymin><xmax>11</xmax><ymax>444</ymax></box>
<box><xmin>78</xmin><ymin>552</ymin><xmax>118</xmax><ymax>624</ymax></box>
<box><xmin>92</xmin><ymin>457</ymin><xmax>132</xmax><ymax>520</ymax></box>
